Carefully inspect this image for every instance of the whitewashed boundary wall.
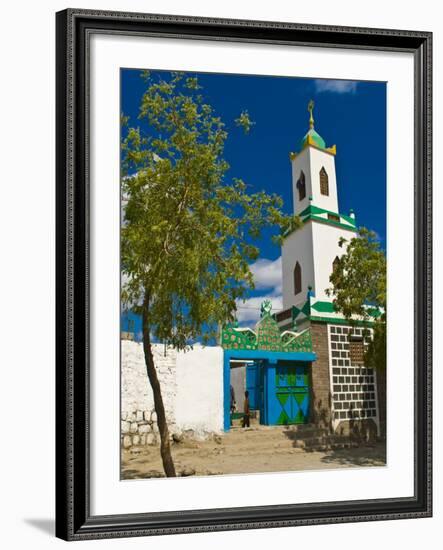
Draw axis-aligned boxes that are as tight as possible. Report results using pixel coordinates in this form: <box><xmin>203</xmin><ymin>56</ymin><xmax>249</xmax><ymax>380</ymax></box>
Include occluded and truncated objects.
<box><xmin>121</xmin><ymin>341</ymin><xmax>224</xmax><ymax>448</ymax></box>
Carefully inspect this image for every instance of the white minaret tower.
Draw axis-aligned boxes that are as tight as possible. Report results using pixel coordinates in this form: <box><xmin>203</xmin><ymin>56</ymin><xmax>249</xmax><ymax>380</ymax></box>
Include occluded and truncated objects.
<box><xmin>281</xmin><ymin>100</ymin><xmax>357</xmax><ymax>309</ymax></box>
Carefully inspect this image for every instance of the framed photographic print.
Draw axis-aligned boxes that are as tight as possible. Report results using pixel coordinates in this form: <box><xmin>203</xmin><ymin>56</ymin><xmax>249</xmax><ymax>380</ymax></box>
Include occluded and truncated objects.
<box><xmin>55</xmin><ymin>9</ymin><xmax>432</xmax><ymax>540</ymax></box>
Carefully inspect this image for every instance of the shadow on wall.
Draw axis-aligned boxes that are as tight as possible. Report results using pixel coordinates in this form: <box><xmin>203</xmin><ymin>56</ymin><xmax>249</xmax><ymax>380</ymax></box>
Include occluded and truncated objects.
<box><xmin>336</xmin><ymin>411</ymin><xmax>379</xmax><ymax>443</ymax></box>
<box><xmin>310</xmin><ymin>389</ymin><xmax>332</xmax><ymax>430</ymax></box>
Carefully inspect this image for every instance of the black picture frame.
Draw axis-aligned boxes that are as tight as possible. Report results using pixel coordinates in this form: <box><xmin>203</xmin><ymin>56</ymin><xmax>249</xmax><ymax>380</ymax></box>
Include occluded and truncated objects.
<box><xmin>55</xmin><ymin>8</ymin><xmax>432</xmax><ymax>541</ymax></box>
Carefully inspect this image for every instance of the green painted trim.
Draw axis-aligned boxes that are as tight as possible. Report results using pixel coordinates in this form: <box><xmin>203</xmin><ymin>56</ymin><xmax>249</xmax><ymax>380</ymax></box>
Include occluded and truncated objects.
<box><xmin>284</xmin><ymin>208</ymin><xmax>356</xmax><ymax>239</ymax></box>
<box><xmin>340</xmin><ymin>212</ymin><xmax>356</xmax><ymax>224</ymax></box>
<box><xmin>291</xmin><ymin>301</ymin><xmax>310</xmax><ymax>322</ymax></box>
<box><xmin>279</xmin><ymin>323</ymin><xmax>294</xmax><ymax>331</ymax></box>
<box><xmin>292</xmin><ymin>306</ymin><xmax>301</xmax><ymax>318</ymax></box>
<box><xmin>367</xmin><ymin>308</ymin><xmax>383</xmax><ymax>318</ymax></box>
<box><xmin>303</xmin><ymin>216</ymin><xmax>357</xmax><ymax>233</ymax></box>
<box><xmin>306</xmin><ymin>215</ymin><xmax>357</xmax><ymax>232</ymax></box>
<box><xmin>311</xmin><ymin>301</ymin><xmax>335</xmax><ymax>313</ymax></box>
<box><xmin>299</xmin><ymin>204</ymin><xmax>357</xmax><ymax>227</ymax></box>
<box><xmin>299</xmin><ymin>205</ymin><xmax>323</xmax><ymax>216</ymax></box>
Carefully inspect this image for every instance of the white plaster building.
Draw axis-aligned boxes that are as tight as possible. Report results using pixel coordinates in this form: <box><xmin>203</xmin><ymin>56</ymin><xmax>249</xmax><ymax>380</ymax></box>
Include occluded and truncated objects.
<box><xmin>275</xmin><ymin>101</ymin><xmax>382</xmax><ymax>436</ymax></box>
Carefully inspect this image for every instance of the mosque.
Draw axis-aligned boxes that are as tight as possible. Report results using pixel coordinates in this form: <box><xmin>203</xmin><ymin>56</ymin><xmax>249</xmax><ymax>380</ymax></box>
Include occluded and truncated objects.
<box><xmin>221</xmin><ymin>101</ymin><xmax>381</xmax><ymax>436</ymax></box>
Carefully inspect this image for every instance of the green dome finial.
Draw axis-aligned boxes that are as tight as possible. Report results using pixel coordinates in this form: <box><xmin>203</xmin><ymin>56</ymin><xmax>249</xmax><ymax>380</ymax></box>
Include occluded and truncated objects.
<box><xmin>308</xmin><ymin>99</ymin><xmax>315</xmax><ymax>129</ymax></box>
<box><xmin>299</xmin><ymin>100</ymin><xmax>327</xmax><ymax>151</ymax></box>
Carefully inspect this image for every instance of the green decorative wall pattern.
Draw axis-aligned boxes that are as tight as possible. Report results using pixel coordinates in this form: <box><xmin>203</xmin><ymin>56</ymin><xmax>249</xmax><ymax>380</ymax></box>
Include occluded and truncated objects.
<box><xmin>222</xmin><ymin>312</ymin><xmax>312</xmax><ymax>353</ymax></box>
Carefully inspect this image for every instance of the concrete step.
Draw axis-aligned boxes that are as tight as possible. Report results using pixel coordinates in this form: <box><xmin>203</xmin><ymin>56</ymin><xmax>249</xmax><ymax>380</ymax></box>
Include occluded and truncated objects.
<box><xmin>303</xmin><ymin>436</ymin><xmax>359</xmax><ymax>452</ymax></box>
<box><xmin>284</xmin><ymin>425</ymin><xmax>330</xmax><ymax>436</ymax></box>
<box><xmin>224</xmin><ymin>424</ymin><xmax>362</xmax><ymax>455</ymax></box>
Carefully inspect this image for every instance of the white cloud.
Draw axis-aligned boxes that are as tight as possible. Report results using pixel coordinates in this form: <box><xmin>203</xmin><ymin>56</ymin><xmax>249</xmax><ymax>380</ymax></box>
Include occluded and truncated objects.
<box><xmin>234</xmin><ymin>256</ymin><xmax>284</xmax><ymax>325</ymax></box>
<box><xmin>250</xmin><ymin>256</ymin><xmax>282</xmax><ymax>293</ymax></box>
<box><xmin>314</xmin><ymin>80</ymin><xmax>358</xmax><ymax>94</ymax></box>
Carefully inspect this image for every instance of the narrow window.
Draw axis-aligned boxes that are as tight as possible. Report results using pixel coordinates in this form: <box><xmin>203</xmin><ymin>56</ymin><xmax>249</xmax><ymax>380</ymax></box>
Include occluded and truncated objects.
<box><xmin>296</xmin><ymin>171</ymin><xmax>306</xmax><ymax>201</ymax></box>
<box><xmin>320</xmin><ymin>167</ymin><xmax>329</xmax><ymax>196</ymax></box>
<box><xmin>294</xmin><ymin>262</ymin><xmax>302</xmax><ymax>295</ymax></box>
<box><xmin>333</xmin><ymin>256</ymin><xmax>340</xmax><ymax>273</ymax></box>
<box><xmin>328</xmin><ymin>213</ymin><xmax>340</xmax><ymax>223</ymax></box>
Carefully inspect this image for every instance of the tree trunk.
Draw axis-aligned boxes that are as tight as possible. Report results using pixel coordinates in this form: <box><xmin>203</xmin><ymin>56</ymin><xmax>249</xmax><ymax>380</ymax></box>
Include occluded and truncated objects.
<box><xmin>142</xmin><ymin>294</ymin><xmax>176</xmax><ymax>477</ymax></box>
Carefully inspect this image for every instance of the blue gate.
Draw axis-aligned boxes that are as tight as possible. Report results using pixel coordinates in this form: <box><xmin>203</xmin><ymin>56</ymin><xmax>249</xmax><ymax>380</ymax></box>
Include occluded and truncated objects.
<box><xmin>223</xmin><ymin>351</ymin><xmax>315</xmax><ymax>430</ymax></box>
<box><xmin>246</xmin><ymin>361</ymin><xmax>262</xmax><ymax>410</ymax></box>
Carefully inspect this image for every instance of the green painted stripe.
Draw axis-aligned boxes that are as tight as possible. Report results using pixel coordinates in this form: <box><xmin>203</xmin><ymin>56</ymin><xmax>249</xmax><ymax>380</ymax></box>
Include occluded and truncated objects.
<box><xmin>306</xmin><ymin>215</ymin><xmax>357</xmax><ymax>232</ymax></box>
<box><xmin>311</xmin><ymin>301</ymin><xmax>335</xmax><ymax>313</ymax></box>
<box><xmin>284</xmin><ymin>214</ymin><xmax>357</xmax><ymax>239</ymax></box>
<box><xmin>299</xmin><ymin>204</ymin><xmax>356</xmax><ymax>225</ymax></box>
<box><xmin>301</xmin><ymin>301</ymin><xmax>311</xmax><ymax>316</ymax></box>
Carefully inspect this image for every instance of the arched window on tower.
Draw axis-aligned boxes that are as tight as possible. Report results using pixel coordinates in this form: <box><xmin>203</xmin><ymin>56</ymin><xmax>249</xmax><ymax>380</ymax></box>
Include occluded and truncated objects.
<box><xmin>333</xmin><ymin>256</ymin><xmax>340</xmax><ymax>274</ymax></box>
<box><xmin>294</xmin><ymin>262</ymin><xmax>302</xmax><ymax>295</ymax></box>
<box><xmin>296</xmin><ymin>171</ymin><xmax>306</xmax><ymax>201</ymax></box>
<box><xmin>320</xmin><ymin>167</ymin><xmax>329</xmax><ymax>196</ymax></box>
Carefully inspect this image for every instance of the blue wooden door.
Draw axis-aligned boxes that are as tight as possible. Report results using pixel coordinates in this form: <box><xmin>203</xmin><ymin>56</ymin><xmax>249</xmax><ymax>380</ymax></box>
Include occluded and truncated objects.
<box><xmin>275</xmin><ymin>363</ymin><xmax>310</xmax><ymax>424</ymax></box>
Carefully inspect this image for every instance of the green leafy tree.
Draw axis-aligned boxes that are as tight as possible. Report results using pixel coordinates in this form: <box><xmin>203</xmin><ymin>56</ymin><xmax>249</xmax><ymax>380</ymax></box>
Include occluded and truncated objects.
<box><xmin>326</xmin><ymin>227</ymin><xmax>387</xmax><ymax>435</ymax></box>
<box><xmin>327</xmin><ymin>228</ymin><xmax>386</xmax><ymax>319</ymax></box>
<box><xmin>121</xmin><ymin>72</ymin><xmax>300</xmax><ymax>476</ymax></box>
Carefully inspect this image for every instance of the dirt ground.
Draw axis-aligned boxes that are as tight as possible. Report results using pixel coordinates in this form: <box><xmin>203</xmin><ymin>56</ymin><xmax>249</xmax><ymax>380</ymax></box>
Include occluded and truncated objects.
<box><xmin>121</xmin><ymin>425</ymin><xmax>386</xmax><ymax>479</ymax></box>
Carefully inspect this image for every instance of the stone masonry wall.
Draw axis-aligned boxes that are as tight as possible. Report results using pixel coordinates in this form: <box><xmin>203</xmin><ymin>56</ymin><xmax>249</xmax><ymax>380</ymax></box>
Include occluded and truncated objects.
<box><xmin>309</xmin><ymin>322</ymin><xmax>332</xmax><ymax>428</ymax></box>
<box><xmin>121</xmin><ymin>341</ymin><xmax>177</xmax><ymax>448</ymax></box>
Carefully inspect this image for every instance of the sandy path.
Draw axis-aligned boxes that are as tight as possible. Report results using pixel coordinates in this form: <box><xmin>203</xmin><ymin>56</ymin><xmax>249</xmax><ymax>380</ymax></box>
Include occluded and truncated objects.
<box><xmin>122</xmin><ymin>425</ymin><xmax>386</xmax><ymax>479</ymax></box>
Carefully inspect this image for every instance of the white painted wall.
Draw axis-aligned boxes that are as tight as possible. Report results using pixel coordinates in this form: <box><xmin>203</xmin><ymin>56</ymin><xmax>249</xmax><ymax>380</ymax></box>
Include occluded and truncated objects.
<box><xmin>311</xmin><ymin>221</ymin><xmax>357</xmax><ymax>301</ymax></box>
<box><xmin>308</xmin><ymin>147</ymin><xmax>339</xmax><ymax>213</ymax></box>
<box><xmin>175</xmin><ymin>345</ymin><xmax>224</xmax><ymax>434</ymax></box>
<box><xmin>121</xmin><ymin>341</ymin><xmax>224</xmax><ymax>436</ymax></box>
<box><xmin>291</xmin><ymin>146</ymin><xmax>339</xmax><ymax>214</ymax></box>
<box><xmin>282</xmin><ymin>219</ymin><xmax>356</xmax><ymax>307</ymax></box>
<box><xmin>282</xmin><ymin>222</ymin><xmax>315</xmax><ymax>308</ymax></box>
<box><xmin>291</xmin><ymin>147</ymin><xmax>312</xmax><ymax>214</ymax></box>
<box><xmin>230</xmin><ymin>364</ymin><xmax>246</xmax><ymax>412</ymax></box>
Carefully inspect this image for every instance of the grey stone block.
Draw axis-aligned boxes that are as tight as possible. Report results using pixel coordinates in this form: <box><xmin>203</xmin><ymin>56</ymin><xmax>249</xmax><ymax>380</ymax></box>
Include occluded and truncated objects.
<box><xmin>130</xmin><ymin>422</ymin><xmax>138</xmax><ymax>434</ymax></box>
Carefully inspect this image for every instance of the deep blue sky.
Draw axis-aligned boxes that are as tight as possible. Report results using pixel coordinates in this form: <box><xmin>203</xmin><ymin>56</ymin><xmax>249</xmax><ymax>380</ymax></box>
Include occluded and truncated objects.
<box><xmin>121</xmin><ymin>68</ymin><xmax>386</xmax><ymax>324</ymax></box>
